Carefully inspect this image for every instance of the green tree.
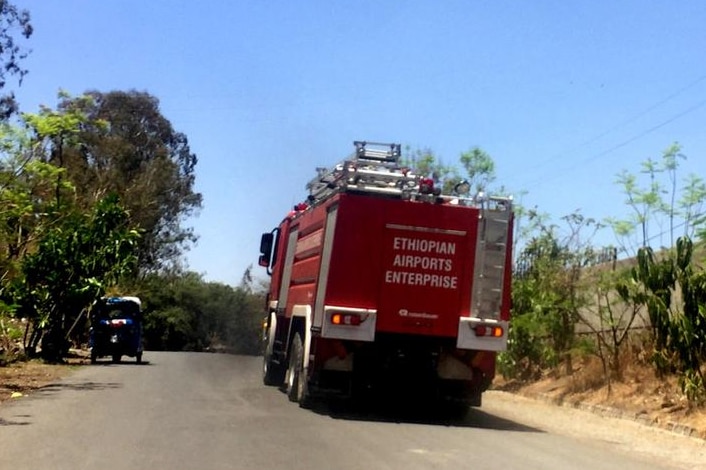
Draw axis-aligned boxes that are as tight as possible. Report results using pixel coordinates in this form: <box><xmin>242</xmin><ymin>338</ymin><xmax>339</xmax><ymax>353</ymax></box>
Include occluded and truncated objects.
<box><xmin>22</xmin><ymin>91</ymin><xmax>97</xmax><ymax>208</ymax></box>
<box><xmin>17</xmin><ymin>194</ymin><xmax>140</xmax><ymax>361</ymax></box>
<box><xmin>459</xmin><ymin>147</ymin><xmax>496</xmax><ymax>194</ymax></box>
<box><xmin>577</xmin><ymin>266</ymin><xmax>640</xmax><ymax>388</ymax></box>
<box><xmin>610</xmin><ymin>160</ymin><xmax>663</xmax><ymax>251</ymax></box>
<box><xmin>661</xmin><ymin>143</ymin><xmax>685</xmax><ymax>247</ymax></box>
<box><xmin>620</xmin><ymin>237</ymin><xmax>706</xmax><ymax>403</ymax></box>
<box><xmin>142</xmin><ymin>272</ymin><xmax>204</xmax><ymax>351</ymax></box>
<box><xmin>0</xmin><ymin>122</ymin><xmax>64</xmax><ymax>281</ymax></box>
<box><xmin>403</xmin><ymin>145</ymin><xmax>499</xmax><ymax>196</ymax></box>
<box><xmin>0</xmin><ymin>93</ymin><xmax>108</xmax><ymax>283</ymax></box>
<box><xmin>0</xmin><ymin>1</ymin><xmax>32</xmax><ymax>120</ymax></box>
<box><xmin>608</xmin><ymin>143</ymin><xmax>706</xmax><ymax>254</ymax></box>
<box><xmin>0</xmin><ymin>121</ymin><xmax>71</xmax><ymax>362</ymax></box>
<box><xmin>403</xmin><ymin>147</ymin><xmax>456</xmax><ymax>192</ymax></box>
<box><xmin>54</xmin><ymin>90</ymin><xmax>203</xmax><ymax>273</ymax></box>
<box><xmin>0</xmin><ymin>98</ymin><xmax>98</xmax><ymax>360</ymax></box>
<box><xmin>0</xmin><ymin>90</ymin><xmax>203</xmax><ymax>362</ymax></box>
<box><xmin>505</xmin><ymin>211</ymin><xmax>601</xmax><ymax>379</ymax></box>
<box><xmin>142</xmin><ymin>271</ymin><xmax>264</xmax><ymax>354</ymax></box>
<box><xmin>680</xmin><ymin>173</ymin><xmax>706</xmax><ymax>240</ymax></box>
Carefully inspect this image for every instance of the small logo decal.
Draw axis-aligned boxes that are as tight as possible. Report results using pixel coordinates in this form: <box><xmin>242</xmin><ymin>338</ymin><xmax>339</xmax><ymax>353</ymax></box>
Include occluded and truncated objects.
<box><xmin>398</xmin><ymin>309</ymin><xmax>438</xmax><ymax>320</ymax></box>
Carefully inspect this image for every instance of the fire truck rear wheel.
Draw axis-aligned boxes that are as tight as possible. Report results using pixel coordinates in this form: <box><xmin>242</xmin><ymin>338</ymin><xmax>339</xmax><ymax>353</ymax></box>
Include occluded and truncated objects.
<box><xmin>263</xmin><ymin>348</ymin><xmax>285</xmax><ymax>386</ymax></box>
<box><xmin>286</xmin><ymin>333</ymin><xmax>311</xmax><ymax>407</ymax></box>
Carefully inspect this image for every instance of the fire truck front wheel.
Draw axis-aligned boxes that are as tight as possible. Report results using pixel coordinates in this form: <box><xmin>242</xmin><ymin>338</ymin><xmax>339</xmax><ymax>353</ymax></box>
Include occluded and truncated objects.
<box><xmin>286</xmin><ymin>333</ymin><xmax>311</xmax><ymax>407</ymax></box>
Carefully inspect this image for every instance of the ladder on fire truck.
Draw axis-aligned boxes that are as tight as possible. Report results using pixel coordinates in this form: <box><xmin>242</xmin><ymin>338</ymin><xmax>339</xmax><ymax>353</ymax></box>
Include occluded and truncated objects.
<box><xmin>471</xmin><ymin>196</ymin><xmax>512</xmax><ymax>320</ymax></box>
<box><xmin>306</xmin><ymin>141</ymin><xmax>417</xmax><ymax>203</ymax></box>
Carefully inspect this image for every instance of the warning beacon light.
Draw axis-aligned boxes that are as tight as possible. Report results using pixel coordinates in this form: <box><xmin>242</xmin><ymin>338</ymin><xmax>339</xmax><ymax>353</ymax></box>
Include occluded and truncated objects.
<box><xmin>454</xmin><ymin>180</ymin><xmax>471</xmax><ymax>196</ymax></box>
<box><xmin>419</xmin><ymin>177</ymin><xmax>435</xmax><ymax>195</ymax></box>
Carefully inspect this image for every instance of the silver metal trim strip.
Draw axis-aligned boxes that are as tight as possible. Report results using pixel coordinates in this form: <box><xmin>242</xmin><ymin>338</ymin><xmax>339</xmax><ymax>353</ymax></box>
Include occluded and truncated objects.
<box><xmin>313</xmin><ymin>205</ymin><xmax>338</xmax><ymax>329</ymax></box>
<box><xmin>385</xmin><ymin>224</ymin><xmax>467</xmax><ymax>236</ymax></box>
<box><xmin>276</xmin><ymin>227</ymin><xmax>299</xmax><ymax>311</ymax></box>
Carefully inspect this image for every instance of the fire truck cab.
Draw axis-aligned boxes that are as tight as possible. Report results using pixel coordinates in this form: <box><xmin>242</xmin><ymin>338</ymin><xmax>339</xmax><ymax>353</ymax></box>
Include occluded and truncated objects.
<box><xmin>259</xmin><ymin>141</ymin><xmax>513</xmax><ymax>410</ymax></box>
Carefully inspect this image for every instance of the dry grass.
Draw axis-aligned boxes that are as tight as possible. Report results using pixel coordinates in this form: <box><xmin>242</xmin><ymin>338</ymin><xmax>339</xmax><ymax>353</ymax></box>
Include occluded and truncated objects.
<box><xmin>494</xmin><ymin>354</ymin><xmax>706</xmax><ymax>439</ymax></box>
<box><xmin>0</xmin><ymin>355</ymin><xmax>88</xmax><ymax>406</ymax></box>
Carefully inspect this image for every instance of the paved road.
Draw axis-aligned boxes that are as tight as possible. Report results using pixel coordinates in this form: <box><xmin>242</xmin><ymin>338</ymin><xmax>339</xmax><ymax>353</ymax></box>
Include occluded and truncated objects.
<box><xmin>1</xmin><ymin>352</ymin><xmax>705</xmax><ymax>470</ymax></box>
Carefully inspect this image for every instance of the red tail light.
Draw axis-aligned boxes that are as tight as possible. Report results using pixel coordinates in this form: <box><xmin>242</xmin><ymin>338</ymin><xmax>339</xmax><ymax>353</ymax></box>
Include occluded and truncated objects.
<box><xmin>474</xmin><ymin>325</ymin><xmax>503</xmax><ymax>337</ymax></box>
<box><xmin>331</xmin><ymin>313</ymin><xmax>362</xmax><ymax>326</ymax></box>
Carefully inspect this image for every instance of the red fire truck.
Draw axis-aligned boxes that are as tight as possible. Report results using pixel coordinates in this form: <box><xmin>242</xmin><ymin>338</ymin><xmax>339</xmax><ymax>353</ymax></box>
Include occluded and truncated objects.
<box><xmin>258</xmin><ymin>141</ymin><xmax>513</xmax><ymax>410</ymax></box>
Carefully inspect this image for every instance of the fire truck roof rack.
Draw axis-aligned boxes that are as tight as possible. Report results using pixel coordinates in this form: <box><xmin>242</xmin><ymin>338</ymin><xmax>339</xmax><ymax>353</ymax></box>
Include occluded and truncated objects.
<box><xmin>306</xmin><ymin>141</ymin><xmax>415</xmax><ymax>204</ymax></box>
<box><xmin>304</xmin><ymin>141</ymin><xmax>514</xmax><ymax>209</ymax></box>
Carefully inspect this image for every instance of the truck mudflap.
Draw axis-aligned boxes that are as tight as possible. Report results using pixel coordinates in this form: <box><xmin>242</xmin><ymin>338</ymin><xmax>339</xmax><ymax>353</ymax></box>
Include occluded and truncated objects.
<box><xmin>456</xmin><ymin>318</ymin><xmax>509</xmax><ymax>351</ymax></box>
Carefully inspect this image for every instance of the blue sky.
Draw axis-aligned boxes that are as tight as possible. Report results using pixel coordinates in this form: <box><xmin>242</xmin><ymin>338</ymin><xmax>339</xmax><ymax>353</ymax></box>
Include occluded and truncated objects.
<box><xmin>10</xmin><ymin>1</ymin><xmax>706</xmax><ymax>285</ymax></box>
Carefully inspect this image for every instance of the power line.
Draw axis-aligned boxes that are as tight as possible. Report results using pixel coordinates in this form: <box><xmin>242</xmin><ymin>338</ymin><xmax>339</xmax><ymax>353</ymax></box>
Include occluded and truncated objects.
<box><xmin>642</xmin><ymin>210</ymin><xmax>705</xmax><ymax>246</ymax></box>
<box><xmin>572</xmin><ymin>99</ymin><xmax>706</xmax><ymax>166</ymax></box>
<box><xmin>521</xmin><ymin>97</ymin><xmax>706</xmax><ymax>188</ymax></box>
<box><xmin>571</xmin><ymin>74</ymin><xmax>706</xmax><ymax>151</ymax></box>
<box><xmin>511</xmin><ymin>73</ymin><xmax>706</xmax><ymax>186</ymax></box>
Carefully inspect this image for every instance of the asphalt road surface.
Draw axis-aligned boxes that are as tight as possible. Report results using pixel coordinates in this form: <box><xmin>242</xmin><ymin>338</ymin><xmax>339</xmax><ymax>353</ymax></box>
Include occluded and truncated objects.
<box><xmin>1</xmin><ymin>352</ymin><xmax>705</xmax><ymax>470</ymax></box>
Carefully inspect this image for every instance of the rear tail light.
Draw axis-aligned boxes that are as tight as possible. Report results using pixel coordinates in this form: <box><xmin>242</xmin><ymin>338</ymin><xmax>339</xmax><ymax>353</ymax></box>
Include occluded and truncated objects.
<box><xmin>474</xmin><ymin>325</ymin><xmax>503</xmax><ymax>337</ymax></box>
<box><xmin>331</xmin><ymin>313</ymin><xmax>363</xmax><ymax>326</ymax></box>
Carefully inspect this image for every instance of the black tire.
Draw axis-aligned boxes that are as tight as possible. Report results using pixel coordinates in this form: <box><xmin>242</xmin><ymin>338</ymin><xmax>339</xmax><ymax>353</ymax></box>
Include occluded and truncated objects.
<box><xmin>263</xmin><ymin>348</ymin><xmax>284</xmax><ymax>386</ymax></box>
<box><xmin>286</xmin><ymin>333</ymin><xmax>311</xmax><ymax>407</ymax></box>
<box><xmin>438</xmin><ymin>401</ymin><xmax>470</xmax><ymax>420</ymax></box>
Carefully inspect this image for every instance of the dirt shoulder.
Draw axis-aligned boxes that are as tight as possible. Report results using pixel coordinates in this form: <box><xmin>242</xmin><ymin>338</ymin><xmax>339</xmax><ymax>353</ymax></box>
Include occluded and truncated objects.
<box><xmin>0</xmin><ymin>355</ymin><xmax>89</xmax><ymax>406</ymax></box>
<box><xmin>493</xmin><ymin>361</ymin><xmax>706</xmax><ymax>440</ymax></box>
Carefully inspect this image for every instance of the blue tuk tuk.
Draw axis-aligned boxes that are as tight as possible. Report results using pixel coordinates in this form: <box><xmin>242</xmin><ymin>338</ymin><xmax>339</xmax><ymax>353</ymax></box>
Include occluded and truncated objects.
<box><xmin>89</xmin><ymin>296</ymin><xmax>144</xmax><ymax>364</ymax></box>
